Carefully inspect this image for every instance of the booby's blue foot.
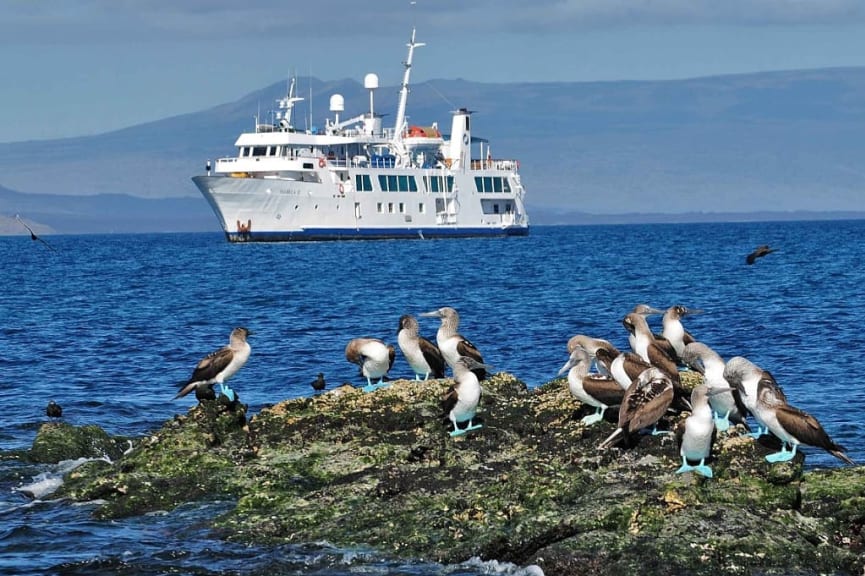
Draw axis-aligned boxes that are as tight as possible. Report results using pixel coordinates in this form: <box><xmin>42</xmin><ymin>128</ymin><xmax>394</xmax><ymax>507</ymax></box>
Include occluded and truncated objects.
<box><xmin>449</xmin><ymin>427</ymin><xmax>468</xmax><ymax>437</ymax></box>
<box><xmin>765</xmin><ymin>443</ymin><xmax>797</xmax><ymax>463</ymax></box>
<box><xmin>465</xmin><ymin>422</ymin><xmax>483</xmax><ymax>432</ymax></box>
<box><xmin>713</xmin><ymin>411</ymin><xmax>731</xmax><ymax>432</ymax></box>
<box><xmin>650</xmin><ymin>425</ymin><xmax>671</xmax><ymax>436</ymax></box>
<box><xmin>747</xmin><ymin>425</ymin><xmax>768</xmax><ymax>439</ymax></box>
<box><xmin>581</xmin><ymin>408</ymin><xmax>605</xmax><ymax>426</ymax></box>
<box><xmin>217</xmin><ymin>384</ymin><xmax>236</xmax><ymax>402</ymax></box>
<box><xmin>362</xmin><ymin>383</ymin><xmax>377</xmax><ymax>393</ymax></box>
<box><xmin>676</xmin><ymin>457</ymin><xmax>713</xmax><ymax>478</ymax></box>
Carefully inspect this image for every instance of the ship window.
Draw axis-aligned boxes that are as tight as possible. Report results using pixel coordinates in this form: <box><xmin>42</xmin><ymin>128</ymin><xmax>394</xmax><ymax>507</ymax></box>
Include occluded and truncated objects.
<box><xmin>397</xmin><ymin>175</ymin><xmax>408</xmax><ymax>191</ymax></box>
<box><xmin>252</xmin><ymin>146</ymin><xmax>267</xmax><ymax>157</ymax></box>
<box><xmin>503</xmin><ymin>179</ymin><xmax>511</xmax><ymax>193</ymax></box>
<box><xmin>427</xmin><ymin>176</ymin><xmax>439</xmax><ymax>193</ymax></box>
<box><xmin>493</xmin><ymin>203</ymin><xmax>500</xmax><ymax>214</ymax></box>
<box><xmin>388</xmin><ymin>202</ymin><xmax>395</xmax><ymax>213</ymax></box>
<box><xmin>483</xmin><ymin>177</ymin><xmax>493</xmax><ymax>192</ymax></box>
<box><xmin>493</xmin><ymin>178</ymin><xmax>503</xmax><ymax>193</ymax></box>
<box><xmin>399</xmin><ymin>202</ymin><xmax>405</xmax><ymax>213</ymax></box>
<box><xmin>419</xmin><ymin>203</ymin><xmax>425</xmax><ymax>213</ymax></box>
<box><xmin>474</xmin><ymin>177</ymin><xmax>483</xmax><ymax>192</ymax></box>
<box><xmin>408</xmin><ymin>176</ymin><xmax>418</xmax><ymax>192</ymax></box>
<box><xmin>356</xmin><ymin>174</ymin><xmax>373</xmax><ymax>192</ymax></box>
<box><xmin>388</xmin><ymin>175</ymin><xmax>398</xmax><ymax>191</ymax></box>
<box><xmin>377</xmin><ymin>202</ymin><xmax>384</xmax><ymax>213</ymax></box>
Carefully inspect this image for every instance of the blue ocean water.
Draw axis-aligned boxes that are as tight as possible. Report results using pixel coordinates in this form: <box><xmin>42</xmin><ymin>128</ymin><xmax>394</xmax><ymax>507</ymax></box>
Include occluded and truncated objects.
<box><xmin>1</xmin><ymin>221</ymin><xmax>864</xmax><ymax>574</ymax></box>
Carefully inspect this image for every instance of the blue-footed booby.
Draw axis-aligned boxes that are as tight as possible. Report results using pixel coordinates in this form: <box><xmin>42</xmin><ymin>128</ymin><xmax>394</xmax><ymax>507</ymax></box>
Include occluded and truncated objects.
<box><xmin>676</xmin><ymin>384</ymin><xmax>716</xmax><ymax>477</ymax></box>
<box><xmin>175</xmin><ymin>327</ymin><xmax>252</xmax><ymax>402</ymax></box>
<box><xmin>420</xmin><ymin>307</ymin><xmax>486</xmax><ymax>380</ymax></box>
<box><xmin>558</xmin><ymin>346</ymin><xmax>626</xmax><ymax>425</ymax></box>
<box><xmin>442</xmin><ymin>356</ymin><xmax>491</xmax><ymax>436</ymax></box>
<box><xmin>595</xmin><ymin>347</ymin><xmax>652</xmax><ymax>391</ymax></box>
<box><xmin>722</xmin><ymin>356</ymin><xmax>785</xmax><ymax>439</ymax></box>
<box><xmin>397</xmin><ymin>314</ymin><xmax>445</xmax><ymax>381</ymax></box>
<box><xmin>345</xmin><ymin>337</ymin><xmax>395</xmax><ymax>392</ymax></box>
<box><xmin>725</xmin><ymin>356</ymin><xmax>853</xmax><ymax>464</ymax></box>
<box><xmin>622</xmin><ymin>312</ymin><xmax>688</xmax><ymax>411</ymax></box>
<box><xmin>598</xmin><ymin>367</ymin><xmax>674</xmax><ymax>449</ymax></box>
<box><xmin>626</xmin><ymin>304</ymin><xmax>663</xmax><ymax>353</ymax></box>
<box><xmin>661</xmin><ymin>305</ymin><xmax>703</xmax><ymax>362</ymax></box>
<box><xmin>680</xmin><ymin>342</ymin><xmax>749</xmax><ymax>432</ymax></box>
<box><xmin>565</xmin><ymin>334</ymin><xmax>620</xmax><ymax>376</ymax></box>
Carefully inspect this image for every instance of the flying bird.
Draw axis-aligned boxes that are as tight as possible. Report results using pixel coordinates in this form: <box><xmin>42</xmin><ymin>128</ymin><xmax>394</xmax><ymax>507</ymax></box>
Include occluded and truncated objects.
<box><xmin>175</xmin><ymin>327</ymin><xmax>252</xmax><ymax>402</ymax></box>
<box><xmin>746</xmin><ymin>245</ymin><xmax>776</xmax><ymax>265</ymax></box>
<box><xmin>16</xmin><ymin>215</ymin><xmax>56</xmax><ymax>251</ymax></box>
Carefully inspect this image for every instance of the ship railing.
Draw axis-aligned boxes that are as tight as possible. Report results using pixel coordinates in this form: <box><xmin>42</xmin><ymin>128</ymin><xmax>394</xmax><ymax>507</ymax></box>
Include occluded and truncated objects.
<box><xmin>469</xmin><ymin>159</ymin><xmax>520</xmax><ymax>172</ymax></box>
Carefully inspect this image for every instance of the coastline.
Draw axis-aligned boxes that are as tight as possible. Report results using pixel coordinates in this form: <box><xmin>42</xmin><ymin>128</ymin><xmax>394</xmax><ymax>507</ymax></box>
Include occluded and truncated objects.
<box><xmin>21</xmin><ymin>371</ymin><xmax>864</xmax><ymax>576</ymax></box>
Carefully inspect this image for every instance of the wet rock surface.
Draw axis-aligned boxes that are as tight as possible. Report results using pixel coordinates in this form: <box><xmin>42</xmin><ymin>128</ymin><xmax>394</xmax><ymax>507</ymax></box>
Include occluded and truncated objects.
<box><xmin>35</xmin><ymin>372</ymin><xmax>865</xmax><ymax>575</ymax></box>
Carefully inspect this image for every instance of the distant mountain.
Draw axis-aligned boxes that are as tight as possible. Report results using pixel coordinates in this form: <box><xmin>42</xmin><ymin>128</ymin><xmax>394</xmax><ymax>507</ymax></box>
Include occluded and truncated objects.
<box><xmin>0</xmin><ymin>185</ymin><xmax>214</xmax><ymax>234</ymax></box>
<box><xmin>1</xmin><ymin>67</ymin><xmax>864</xmax><ymax>233</ymax></box>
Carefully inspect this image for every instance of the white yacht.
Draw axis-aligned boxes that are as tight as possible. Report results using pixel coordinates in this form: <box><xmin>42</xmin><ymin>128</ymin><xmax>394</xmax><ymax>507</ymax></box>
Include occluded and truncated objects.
<box><xmin>192</xmin><ymin>27</ymin><xmax>529</xmax><ymax>242</ymax></box>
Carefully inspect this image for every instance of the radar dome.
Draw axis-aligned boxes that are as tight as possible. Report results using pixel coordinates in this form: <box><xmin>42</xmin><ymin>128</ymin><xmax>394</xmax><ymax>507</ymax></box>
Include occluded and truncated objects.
<box><xmin>329</xmin><ymin>94</ymin><xmax>345</xmax><ymax>112</ymax></box>
<box><xmin>364</xmin><ymin>73</ymin><xmax>379</xmax><ymax>90</ymax></box>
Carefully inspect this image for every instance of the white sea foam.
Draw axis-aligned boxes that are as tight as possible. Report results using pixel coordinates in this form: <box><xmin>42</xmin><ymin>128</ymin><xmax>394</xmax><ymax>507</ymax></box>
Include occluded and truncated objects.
<box><xmin>15</xmin><ymin>456</ymin><xmax>110</xmax><ymax>500</ymax></box>
<box><xmin>461</xmin><ymin>556</ymin><xmax>545</xmax><ymax>575</ymax></box>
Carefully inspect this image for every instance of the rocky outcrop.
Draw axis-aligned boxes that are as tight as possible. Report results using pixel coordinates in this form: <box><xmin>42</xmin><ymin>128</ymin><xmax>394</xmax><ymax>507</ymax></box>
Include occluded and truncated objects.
<box><xmin>38</xmin><ymin>372</ymin><xmax>865</xmax><ymax>575</ymax></box>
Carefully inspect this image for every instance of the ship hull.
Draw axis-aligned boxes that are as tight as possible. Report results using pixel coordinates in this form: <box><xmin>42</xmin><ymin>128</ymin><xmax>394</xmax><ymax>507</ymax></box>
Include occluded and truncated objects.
<box><xmin>193</xmin><ymin>174</ymin><xmax>529</xmax><ymax>243</ymax></box>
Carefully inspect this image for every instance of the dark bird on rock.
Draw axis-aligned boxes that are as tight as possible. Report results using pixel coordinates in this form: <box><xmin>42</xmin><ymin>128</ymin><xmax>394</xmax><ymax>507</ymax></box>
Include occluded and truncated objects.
<box><xmin>16</xmin><ymin>215</ymin><xmax>56</xmax><ymax>252</ymax></box>
<box><xmin>746</xmin><ymin>245</ymin><xmax>776</xmax><ymax>265</ymax></box>
<box><xmin>311</xmin><ymin>372</ymin><xmax>326</xmax><ymax>393</ymax></box>
<box><xmin>46</xmin><ymin>400</ymin><xmax>63</xmax><ymax>419</ymax></box>
<box><xmin>175</xmin><ymin>327</ymin><xmax>252</xmax><ymax>402</ymax></box>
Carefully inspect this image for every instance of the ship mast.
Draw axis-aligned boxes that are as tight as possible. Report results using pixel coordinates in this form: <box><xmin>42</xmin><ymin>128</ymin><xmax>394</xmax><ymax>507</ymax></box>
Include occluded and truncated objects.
<box><xmin>393</xmin><ymin>26</ymin><xmax>424</xmax><ymax>142</ymax></box>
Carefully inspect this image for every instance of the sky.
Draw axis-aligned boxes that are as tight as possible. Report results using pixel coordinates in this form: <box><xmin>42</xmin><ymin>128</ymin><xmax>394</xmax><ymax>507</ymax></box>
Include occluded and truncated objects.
<box><xmin>3</xmin><ymin>0</ymin><xmax>865</xmax><ymax>143</ymax></box>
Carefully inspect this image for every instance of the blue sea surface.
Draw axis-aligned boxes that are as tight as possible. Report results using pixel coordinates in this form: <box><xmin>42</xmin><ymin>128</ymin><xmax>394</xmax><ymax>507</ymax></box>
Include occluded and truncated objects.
<box><xmin>2</xmin><ymin>221</ymin><xmax>864</xmax><ymax>574</ymax></box>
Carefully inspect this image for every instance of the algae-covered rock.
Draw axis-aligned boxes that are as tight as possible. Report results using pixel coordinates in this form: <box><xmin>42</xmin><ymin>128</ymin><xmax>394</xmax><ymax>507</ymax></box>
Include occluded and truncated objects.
<box><xmin>45</xmin><ymin>373</ymin><xmax>865</xmax><ymax>575</ymax></box>
<box><xmin>28</xmin><ymin>422</ymin><xmax>130</xmax><ymax>464</ymax></box>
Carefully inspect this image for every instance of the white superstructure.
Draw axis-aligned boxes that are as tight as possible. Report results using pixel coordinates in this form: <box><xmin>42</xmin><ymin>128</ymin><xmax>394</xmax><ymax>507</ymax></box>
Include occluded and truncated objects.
<box><xmin>192</xmin><ymin>26</ymin><xmax>529</xmax><ymax>242</ymax></box>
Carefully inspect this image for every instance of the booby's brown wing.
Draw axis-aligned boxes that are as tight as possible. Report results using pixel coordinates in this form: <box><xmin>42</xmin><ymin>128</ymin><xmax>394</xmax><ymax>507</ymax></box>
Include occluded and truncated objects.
<box><xmin>621</xmin><ymin>352</ymin><xmax>652</xmax><ymax>380</ymax></box>
<box><xmin>620</xmin><ymin>377</ymin><xmax>674</xmax><ymax>432</ymax></box>
<box><xmin>646</xmin><ymin>342</ymin><xmax>679</xmax><ymax>381</ymax></box>
<box><xmin>441</xmin><ymin>385</ymin><xmax>458</xmax><ymax>418</ymax></box>
<box><xmin>387</xmin><ymin>345</ymin><xmax>396</xmax><ymax>370</ymax></box>
<box><xmin>419</xmin><ymin>336</ymin><xmax>446</xmax><ymax>378</ymax></box>
<box><xmin>175</xmin><ymin>347</ymin><xmax>234</xmax><ymax>398</ymax></box>
<box><xmin>774</xmin><ymin>404</ymin><xmax>855</xmax><ymax>465</ymax></box>
<box><xmin>583</xmin><ymin>375</ymin><xmax>627</xmax><ymax>406</ymax></box>
<box><xmin>456</xmin><ymin>337</ymin><xmax>486</xmax><ymax>379</ymax></box>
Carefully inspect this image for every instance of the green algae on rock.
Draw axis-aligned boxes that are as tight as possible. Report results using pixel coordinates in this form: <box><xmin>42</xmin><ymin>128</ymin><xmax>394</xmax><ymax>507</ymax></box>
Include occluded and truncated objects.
<box><xmin>46</xmin><ymin>372</ymin><xmax>865</xmax><ymax>575</ymax></box>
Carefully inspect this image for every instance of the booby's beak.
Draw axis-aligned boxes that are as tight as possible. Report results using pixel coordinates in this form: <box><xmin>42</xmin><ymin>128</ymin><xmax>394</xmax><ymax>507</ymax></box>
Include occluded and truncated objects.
<box><xmin>682</xmin><ymin>308</ymin><xmax>704</xmax><ymax>316</ymax></box>
<box><xmin>419</xmin><ymin>310</ymin><xmax>442</xmax><ymax>318</ymax></box>
<box><xmin>706</xmin><ymin>387</ymin><xmax>735</xmax><ymax>397</ymax></box>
